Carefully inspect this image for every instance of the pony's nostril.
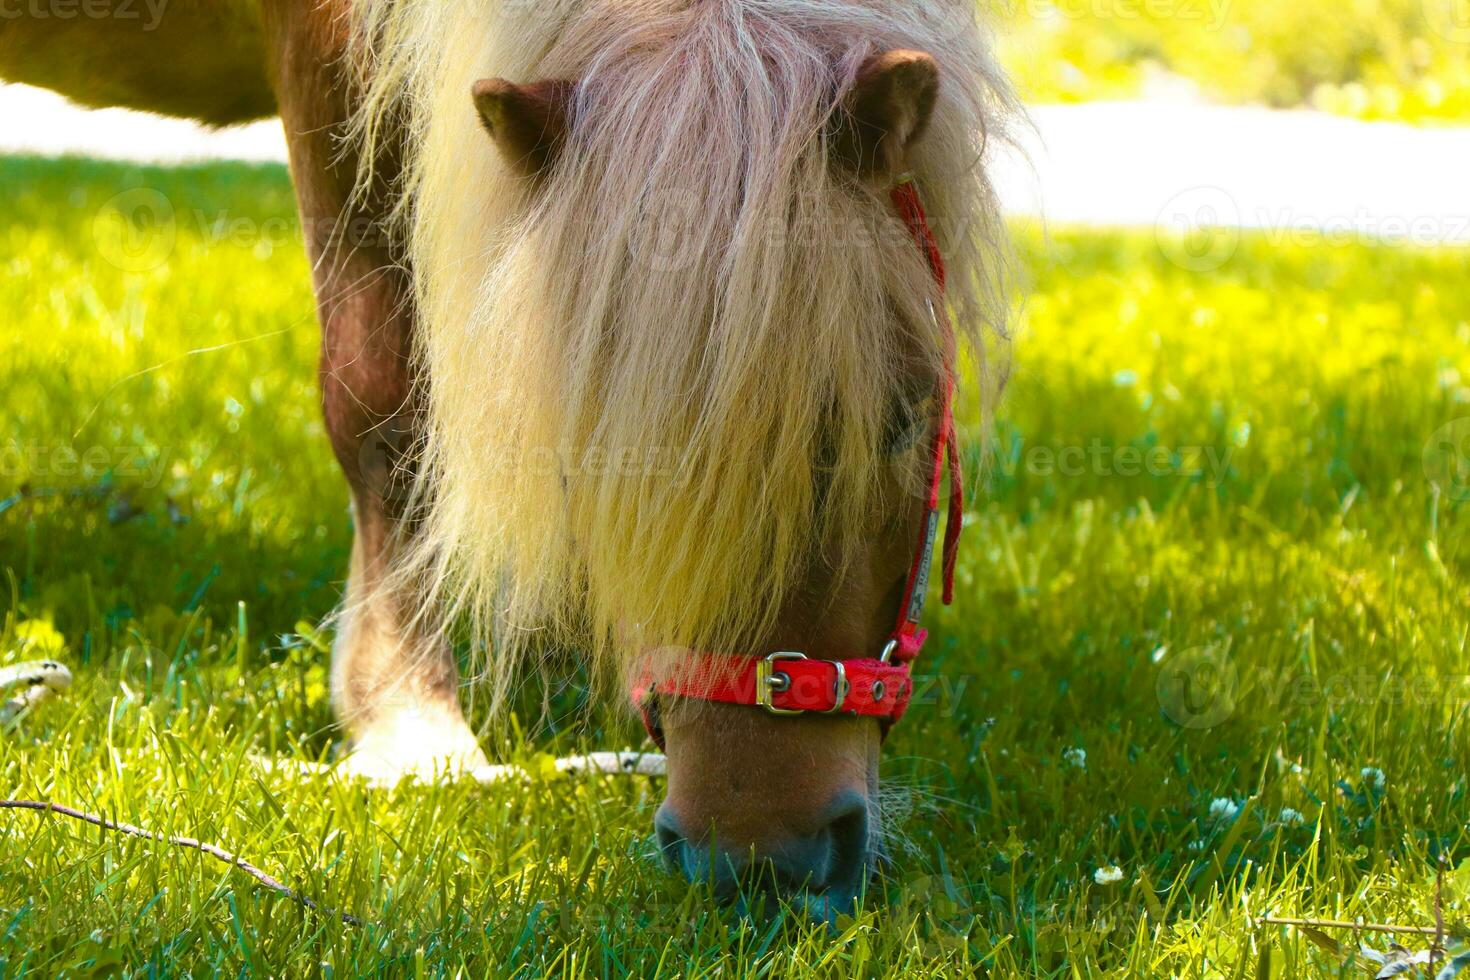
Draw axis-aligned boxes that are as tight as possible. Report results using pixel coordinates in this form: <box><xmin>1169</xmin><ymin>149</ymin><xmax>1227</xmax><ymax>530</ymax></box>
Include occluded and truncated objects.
<box><xmin>653</xmin><ymin>805</ymin><xmax>687</xmax><ymax>873</ymax></box>
<box><xmin>656</xmin><ymin>806</ymin><xmax>743</xmax><ymax>895</ymax></box>
<box><xmin>653</xmin><ymin>796</ymin><xmax>871</xmax><ymax>911</ymax></box>
<box><xmin>811</xmin><ymin>798</ymin><xmax>871</xmax><ymax>897</ymax></box>
<box><xmin>761</xmin><ymin>797</ymin><xmax>870</xmax><ymax>899</ymax></box>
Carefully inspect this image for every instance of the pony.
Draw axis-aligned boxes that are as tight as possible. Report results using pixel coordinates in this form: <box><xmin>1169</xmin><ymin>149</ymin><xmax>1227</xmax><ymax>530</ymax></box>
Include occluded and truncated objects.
<box><xmin>0</xmin><ymin>0</ymin><xmax>1016</xmax><ymax>918</ymax></box>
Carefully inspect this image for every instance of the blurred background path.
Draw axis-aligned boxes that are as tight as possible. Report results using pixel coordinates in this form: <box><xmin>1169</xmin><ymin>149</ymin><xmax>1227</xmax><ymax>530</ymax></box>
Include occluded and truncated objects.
<box><xmin>3</xmin><ymin>81</ymin><xmax>1469</xmax><ymax>243</ymax></box>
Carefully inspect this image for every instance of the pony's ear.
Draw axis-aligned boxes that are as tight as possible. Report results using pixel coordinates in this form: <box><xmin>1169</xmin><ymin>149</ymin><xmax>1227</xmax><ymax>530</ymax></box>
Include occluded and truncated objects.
<box><xmin>471</xmin><ymin>78</ymin><xmax>575</xmax><ymax>176</ymax></box>
<box><xmin>832</xmin><ymin>50</ymin><xmax>941</xmax><ymax>179</ymax></box>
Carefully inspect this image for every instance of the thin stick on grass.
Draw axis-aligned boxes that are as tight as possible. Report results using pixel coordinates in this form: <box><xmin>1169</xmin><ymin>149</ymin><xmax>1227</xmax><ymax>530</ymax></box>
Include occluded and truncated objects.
<box><xmin>1</xmin><ymin>800</ymin><xmax>361</xmax><ymax>926</ymax></box>
<box><xmin>1255</xmin><ymin>915</ymin><xmax>1443</xmax><ymax>938</ymax></box>
<box><xmin>1257</xmin><ymin>857</ymin><xmax>1459</xmax><ymax>946</ymax></box>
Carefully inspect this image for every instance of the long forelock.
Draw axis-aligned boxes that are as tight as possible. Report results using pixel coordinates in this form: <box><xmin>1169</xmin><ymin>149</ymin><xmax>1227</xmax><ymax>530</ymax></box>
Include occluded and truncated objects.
<box><xmin>349</xmin><ymin>0</ymin><xmax>1018</xmax><ymax>708</ymax></box>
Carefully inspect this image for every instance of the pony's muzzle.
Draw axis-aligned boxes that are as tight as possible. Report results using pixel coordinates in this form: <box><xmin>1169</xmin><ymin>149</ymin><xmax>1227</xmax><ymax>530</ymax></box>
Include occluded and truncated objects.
<box><xmin>654</xmin><ymin>793</ymin><xmax>871</xmax><ymax>916</ymax></box>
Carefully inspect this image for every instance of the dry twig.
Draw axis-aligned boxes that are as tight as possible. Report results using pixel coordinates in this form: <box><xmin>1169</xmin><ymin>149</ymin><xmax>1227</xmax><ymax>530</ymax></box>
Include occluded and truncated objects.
<box><xmin>1</xmin><ymin>800</ymin><xmax>360</xmax><ymax>926</ymax></box>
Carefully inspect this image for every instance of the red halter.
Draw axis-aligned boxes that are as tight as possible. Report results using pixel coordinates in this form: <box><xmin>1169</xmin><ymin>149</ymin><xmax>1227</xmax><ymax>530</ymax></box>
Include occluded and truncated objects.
<box><xmin>630</xmin><ymin>177</ymin><xmax>963</xmax><ymax>747</ymax></box>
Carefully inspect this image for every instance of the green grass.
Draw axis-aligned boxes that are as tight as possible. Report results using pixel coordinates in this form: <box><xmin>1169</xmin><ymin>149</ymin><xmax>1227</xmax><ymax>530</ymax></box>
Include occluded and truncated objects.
<box><xmin>2</xmin><ymin>155</ymin><xmax>1470</xmax><ymax>976</ymax></box>
<box><xmin>995</xmin><ymin>0</ymin><xmax>1470</xmax><ymax>123</ymax></box>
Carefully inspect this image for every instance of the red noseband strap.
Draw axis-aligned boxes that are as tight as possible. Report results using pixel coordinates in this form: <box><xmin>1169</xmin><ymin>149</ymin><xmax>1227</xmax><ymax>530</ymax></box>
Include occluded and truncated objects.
<box><xmin>629</xmin><ymin>653</ymin><xmax>915</xmax><ymax>732</ymax></box>
<box><xmin>632</xmin><ymin>178</ymin><xmax>963</xmax><ymax>747</ymax></box>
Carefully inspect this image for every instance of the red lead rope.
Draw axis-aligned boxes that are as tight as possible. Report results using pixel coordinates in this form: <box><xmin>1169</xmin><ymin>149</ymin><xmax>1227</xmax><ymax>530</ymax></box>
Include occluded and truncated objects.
<box><xmin>630</xmin><ymin>178</ymin><xmax>963</xmax><ymax>746</ymax></box>
<box><xmin>888</xmin><ymin>177</ymin><xmax>963</xmax><ymax>660</ymax></box>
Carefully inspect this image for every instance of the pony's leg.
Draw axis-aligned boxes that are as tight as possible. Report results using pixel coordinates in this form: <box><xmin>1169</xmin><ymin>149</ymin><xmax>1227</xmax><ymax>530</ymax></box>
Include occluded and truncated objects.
<box><xmin>330</xmin><ymin>494</ymin><xmax>488</xmax><ymax>780</ymax></box>
<box><xmin>260</xmin><ymin>1</ymin><xmax>487</xmax><ymax>780</ymax></box>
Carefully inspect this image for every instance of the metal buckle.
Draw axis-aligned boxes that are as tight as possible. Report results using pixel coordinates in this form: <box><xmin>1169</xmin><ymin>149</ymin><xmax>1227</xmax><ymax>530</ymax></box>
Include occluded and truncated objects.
<box><xmin>756</xmin><ymin>652</ymin><xmax>808</xmax><ymax>716</ymax></box>
<box><xmin>822</xmin><ymin>661</ymin><xmax>850</xmax><ymax>715</ymax></box>
<box><xmin>756</xmin><ymin>652</ymin><xmax>852</xmax><ymax>716</ymax></box>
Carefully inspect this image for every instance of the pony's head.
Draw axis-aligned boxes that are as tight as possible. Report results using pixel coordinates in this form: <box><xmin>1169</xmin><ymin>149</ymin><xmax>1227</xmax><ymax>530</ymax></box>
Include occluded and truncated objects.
<box><xmin>352</xmin><ymin>0</ymin><xmax>1013</xmax><ymax>919</ymax></box>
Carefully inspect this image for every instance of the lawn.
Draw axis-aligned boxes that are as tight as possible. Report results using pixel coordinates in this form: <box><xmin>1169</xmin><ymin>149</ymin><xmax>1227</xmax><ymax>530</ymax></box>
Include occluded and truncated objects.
<box><xmin>2</xmin><ymin>155</ymin><xmax>1469</xmax><ymax>976</ymax></box>
<box><xmin>994</xmin><ymin>0</ymin><xmax>1470</xmax><ymax>124</ymax></box>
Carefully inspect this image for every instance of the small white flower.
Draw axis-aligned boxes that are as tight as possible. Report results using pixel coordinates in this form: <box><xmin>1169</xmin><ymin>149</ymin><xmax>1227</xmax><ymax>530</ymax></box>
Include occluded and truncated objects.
<box><xmin>1278</xmin><ymin>807</ymin><xmax>1305</xmax><ymax>827</ymax></box>
<box><xmin>1361</xmin><ymin>767</ymin><xmax>1386</xmax><ymax>790</ymax></box>
<box><xmin>1209</xmin><ymin>797</ymin><xmax>1241</xmax><ymax>822</ymax></box>
<box><xmin>1063</xmin><ymin>747</ymin><xmax>1087</xmax><ymax>770</ymax></box>
<box><xmin>1093</xmin><ymin>865</ymin><xmax>1124</xmax><ymax>885</ymax></box>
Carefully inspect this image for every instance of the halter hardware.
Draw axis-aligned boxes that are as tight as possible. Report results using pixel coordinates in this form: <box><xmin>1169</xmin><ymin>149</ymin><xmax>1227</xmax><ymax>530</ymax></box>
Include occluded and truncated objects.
<box><xmin>755</xmin><ymin>652</ymin><xmax>808</xmax><ymax>716</ymax></box>
<box><xmin>630</xmin><ymin>176</ymin><xmax>961</xmax><ymax>748</ymax></box>
<box><xmin>754</xmin><ymin>652</ymin><xmax>852</xmax><ymax>717</ymax></box>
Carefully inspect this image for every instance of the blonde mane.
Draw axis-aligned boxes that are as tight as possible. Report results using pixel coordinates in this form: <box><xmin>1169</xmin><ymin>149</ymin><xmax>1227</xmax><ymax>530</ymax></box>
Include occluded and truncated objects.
<box><xmin>347</xmin><ymin>0</ymin><xmax>1017</xmax><ymax>705</ymax></box>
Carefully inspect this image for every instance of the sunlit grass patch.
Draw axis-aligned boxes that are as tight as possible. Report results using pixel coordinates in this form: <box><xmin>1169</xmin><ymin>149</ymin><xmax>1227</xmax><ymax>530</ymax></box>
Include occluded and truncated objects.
<box><xmin>994</xmin><ymin>0</ymin><xmax>1470</xmax><ymax>124</ymax></box>
<box><xmin>2</xmin><ymin>156</ymin><xmax>1469</xmax><ymax>975</ymax></box>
